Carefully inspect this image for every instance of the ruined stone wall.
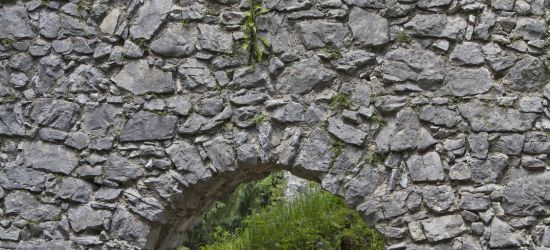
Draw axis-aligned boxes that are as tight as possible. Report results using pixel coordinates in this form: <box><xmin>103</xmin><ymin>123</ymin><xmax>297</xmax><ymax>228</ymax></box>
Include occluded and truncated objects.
<box><xmin>0</xmin><ymin>0</ymin><xmax>549</xmax><ymax>249</ymax></box>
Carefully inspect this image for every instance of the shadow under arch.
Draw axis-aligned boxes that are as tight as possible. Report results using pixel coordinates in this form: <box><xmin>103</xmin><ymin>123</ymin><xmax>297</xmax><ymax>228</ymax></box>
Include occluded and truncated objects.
<box><xmin>140</xmin><ymin>128</ymin><xmax>385</xmax><ymax>250</ymax></box>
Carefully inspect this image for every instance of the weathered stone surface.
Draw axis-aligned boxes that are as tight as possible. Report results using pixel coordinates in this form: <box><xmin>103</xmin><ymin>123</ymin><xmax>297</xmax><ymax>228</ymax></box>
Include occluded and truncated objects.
<box><xmin>491</xmin><ymin>133</ymin><xmax>525</xmax><ymax>156</ymax></box>
<box><xmin>151</xmin><ymin>23</ymin><xmax>196</xmax><ymax>58</ymax></box>
<box><xmin>0</xmin><ymin>1</ymin><xmax>549</xmax><ymax>249</ymax></box>
<box><xmin>34</xmin><ymin>55</ymin><xmax>64</xmax><ymax>94</ymax></box>
<box><xmin>296</xmin><ymin>21</ymin><xmax>348</xmax><ymax>49</ymax></box>
<box><xmin>295</xmin><ymin>129</ymin><xmax>334</xmax><ymax>175</ymax></box>
<box><xmin>407</xmin><ymin>152</ymin><xmax>445</xmax><ymax>182</ymax></box>
<box><xmin>449</xmin><ymin>42</ymin><xmax>484</xmax><ymax>65</ymax></box>
<box><xmin>271</xmin><ymin>101</ymin><xmax>304</xmax><ymax>123</ymax></box>
<box><xmin>55</xmin><ymin>177</ymin><xmax>93</xmax><ymax>203</ymax></box>
<box><xmin>390</xmin><ymin>109</ymin><xmax>420</xmax><ymax>151</ymax></box>
<box><xmin>119</xmin><ymin>111</ymin><xmax>177</xmax><ymax>142</ymax></box>
<box><xmin>68</xmin><ymin>205</ymin><xmax>111</xmax><ymax>233</ymax></box>
<box><xmin>503</xmin><ymin>56</ymin><xmax>546</xmax><ymax>91</ymax></box>
<box><xmin>460</xmin><ymin>192</ymin><xmax>491</xmax><ymax>211</ymax></box>
<box><xmin>104</xmin><ymin>154</ymin><xmax>144</xmax><ymax>183</ymax></box>
<box><xmin>342</xmin><ymin>0</ymin><xmax>384</xmax><ymax>8</ymax></box>
<box><xmin>0</xmin><ymin>164</ymin><xmax>48</xmax><ymax>192</ymax></box>
<box><xmin>348</xmin><ymin>8</ymin><xmax>389</xmax><ymax>47</ymax></box>
<box><xmin>16</xmin><ymin>241</ymin><xmax>73</xmax><ymax>250</ymax></box>
<box><xmin>28</xmin><ymin>98</ymin><xmax>80</xmax><ymax>131</ymax></box>
<box><xmin>21</xmin><ymin>204</ymin><xmax>62</xmax><ymax>222</ymax></box>
<box><xmin>203</xmin><ymin>136</ymin><xmax>236</xmax><ymax>173</ymax></box>
<box><xmin>0</xmin><ymin>6</ymin><xmax>34</xmax><ymax>39</ymax></box>
<box><xmin>275</xmin><ymin>56</ymin><xmax>334</xmax><ymax>94</ymax></box>
<box><xmin>4</xmin><ymin>190</ymin><xmax>38</xmax><ymax>215</ymax></box>
<box><xmin>110</xmin><ymin>208</ymin><xmax>150</xmax><ymax>248</ymax></box>
<box><xmin>419</xmin><ymin>106</ymin><xmax>460</xmax><ymax>128</ymax></box>
<box><xmin>470</xmin><ymin>153</ymin><xmax>508</xmax><ymax>184</ymax></box>
<box><xmin>502</xmin><ymin>170</ymin><xmax>550</xmax><ymax>216</ymax></box>
<box><xmin>166</xmin><ymin>141</ymin><xmax>210</xmax><ymax>181</ymax></box>
<box><xmin>489</xmin><ymin>218</ymin><xmax>519</xmax><ymax>248</ymax></box>
<box><xmin>22</xmin><ymin>141</ymin><xmax>78</xmax><ymax>175</ymax></box>
<box><xmin>124</xmin><ymin>189</ymin><xmax>164</xmax><ymax>222</ymax></box>
<box><xmin>0</xmin><ymin>104</ymin><xmax>26</xmax><ymax>136</ymax></box>
<box><xmin>468</xmin><ymin>132</ymin><xmax>488</xmax><ymax>159</ymax></box>
<box><xmin>404</xmin><ymin>14</ymin><xmax>467</xmax><ymax>40</ymax></box>
<box><xmin>59</xmin><ymin>64</ymin><xmax>106</xmax><ymax>93</ymax></box>
<box><xmin>129</xmin><ymin>0</ymin><xmax>172</xmax><ymax>40</ymax></box>
<box><xmin>422</xmin><ymin>186</ymin><xmax>455</xmax><ymax>213</ymax></box>
<box><xmin>447</xmin><ymin>68</ymin><xmax>492</xmax><ymax>96</ymax></box>
<box><xmin>421</xmin><ymin>215</ymin><xmax>467</xmax><ymax>242</ymax></box>
<box><xmin>380</xmin><ymin>48</ymin><xmax>445</xmax><ymax>90</ymax></box>
<box><xmin>327</xmin><ymin>118</ymin><xmax>366</xmax><ymax>146</ymax></box>
<box><xmin>511</xmin><ymin>17</ymin><xmax>546</xmax><ymax>41</ymax></box>
<box><xmin>524</xmin><ymin>132</ymin><xmax>550</xmax><ymax>154</ymax></box>
<box><xmin>178</xmin><ymin>58</ymin><xmax>216</xmax><ymax>91</ymax></box>
<box><xmin>111</xmin><ymin>60</ymin><xmax>174</xmax><ymax>95</ymax></box>
<box><xmin>81</xmin><ymin>104</ymin><xmax>122</xmax><ymax>136</ymax></box>
<box><xmin>458</xmin><ymin>101</ymin><xmax>538</xmax><ymax>132</ymax></box>
<box><xmin>198</xmin><ymin>24</ymin><xmax>234</xmax><ymax>54</ymax></box>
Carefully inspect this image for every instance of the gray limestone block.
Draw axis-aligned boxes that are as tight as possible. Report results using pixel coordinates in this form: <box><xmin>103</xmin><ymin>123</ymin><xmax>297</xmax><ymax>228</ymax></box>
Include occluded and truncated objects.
<box><xmin>119</xmin><ymin>111</ymin><xmax>178</xmax><ymax>142</ymax></box>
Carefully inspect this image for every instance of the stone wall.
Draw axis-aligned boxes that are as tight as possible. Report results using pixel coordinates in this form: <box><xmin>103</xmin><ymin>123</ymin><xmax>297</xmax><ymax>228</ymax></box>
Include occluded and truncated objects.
<box><xmin>0</xmin><ymin>0</ymin><xmax>549</xmax><ymax>249</ymax></box>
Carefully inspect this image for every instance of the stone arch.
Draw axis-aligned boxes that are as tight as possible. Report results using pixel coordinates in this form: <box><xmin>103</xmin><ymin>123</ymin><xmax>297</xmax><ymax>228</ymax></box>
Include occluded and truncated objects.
<box><xmin>0</xmin><ymin>0</ymin><xmax>549</xmax><ymax>249</ymax></box>
<box><xmin>144</xmin><ymin>129</ymin><xmax>384</xmax><ymax>250</ymax></box>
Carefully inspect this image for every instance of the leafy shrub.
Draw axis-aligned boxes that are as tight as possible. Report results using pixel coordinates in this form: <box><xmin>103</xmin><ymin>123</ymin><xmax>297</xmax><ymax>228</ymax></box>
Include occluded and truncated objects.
<box><xmin>200</xmin><ymin>183</ymin><xmax>386</xmax><ymax>250</ymax></box>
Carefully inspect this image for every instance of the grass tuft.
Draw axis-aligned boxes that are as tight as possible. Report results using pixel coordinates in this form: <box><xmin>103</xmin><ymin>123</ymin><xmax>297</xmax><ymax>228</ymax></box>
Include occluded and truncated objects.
<box><xmin>330</xmin><ymin>93</ymin><xmax>351</xmax><ymax>109</ymax></box>
<box><xmin>200</xmin><ymin>183</ymin><xmax>386</xmax><ymax>250</ymax></box>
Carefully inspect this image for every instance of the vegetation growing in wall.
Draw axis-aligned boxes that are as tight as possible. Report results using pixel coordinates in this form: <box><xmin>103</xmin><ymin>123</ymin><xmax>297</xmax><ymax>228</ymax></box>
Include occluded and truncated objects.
<box><xmin>241</xmin><ymin>0</ymin><xmax>271</xmax><ymax>66</ymax></box>
<box><xmin>181</xmin><ymin>172</ymin><xmax>286</xmax><ymax>249</ymax></box>
<box><xmin>330</xmin><ymin>93</ymin><xmax>351</xmax><ymax>109</ymax></box>
<box><xmin>197</xmin><ymin>182</ymin><xmax>386</xmax><ymax>250</ymax></box>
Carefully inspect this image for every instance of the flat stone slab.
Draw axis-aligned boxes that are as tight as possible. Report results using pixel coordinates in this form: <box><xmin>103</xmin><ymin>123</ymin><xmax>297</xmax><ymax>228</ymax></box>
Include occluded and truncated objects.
<box><xmin>119</xmin><ymin>111</ymin><xmax>178</xmax><ymax>142</ymax></box>
<box><xmin>458</xmin><ymin>101</ymin><xmax>538</xmax><ymax>132</ymax></box>
<box><xmin>111</xmin><ymin>60</ymin><xmax>174</xmax><ymax>95</ymax></box>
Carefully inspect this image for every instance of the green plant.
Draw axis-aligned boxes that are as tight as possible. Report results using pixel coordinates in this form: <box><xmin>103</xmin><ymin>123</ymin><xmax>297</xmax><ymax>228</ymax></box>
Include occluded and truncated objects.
<box><xmin>396</xmin><ymin>31</ymin><xmax>412</xmax><ymax>44</ymax></box>
<box><xmin>371</xmin><ymin>114</ymin><xmax>385</xmax><ymax>127</ymax></box>
<box><xmin>330</xmin><ymin>139</ymin><xmax>346</xmax><ymax>161</ymax></box>
<box><xmin>200</xmin><ymin>183</ymin><xmax>386</xmax><ymax>250</ymax></box>
<box><xmin>0</xmin><ymin>90</ymin><xmax>16</xmax><ymax>104</ymax></box>
<box><xmin>0</xmin><ymin>38</ymin><xmax>14</xmax><ymax>48</ymax></box>
<box><xmin>133</xmin><ymin>38</ymin><xmax>148</xmax><ymax>51</ymax></box>
<box><xmin>251</xmin><ymin>112</ymin><xmax>268</xmax><ymax>125</ymax></box>
<box><xmin>240</xmin><ymin>0</ymin><xmax>271</xmax><ymax>66</ymax></box>
<box><xmin>451</xmin><ymin>96</ymin><xmax>463</xmax><ymax>104</ymax></box>
<box><xmin>320</xmin><ymin>44</ymin><xmax>342</xmax><ymax>60</ymax></box>
<box><xmin>330</xmin><ymin>93</ymin><xmax>351</xmax><ymax>109</ymax></box>
<box><xmin>364</xmin><ymin>151</ymin><xmax>384</xmax><ymax>165</ymax></box>
<box><xmin>543</xmin><ymin>60</ymin><xmax>550</xmax><ymax>73</ymax></box>
<box><xmin>181</xmin><ymin>172</ymin><xmax>286</xmax><ymax>249</ymax></box>
<box><xmin>181</xmin><ymin>19</ymin><xmax>190</xmax><ymax>26</ymax></box>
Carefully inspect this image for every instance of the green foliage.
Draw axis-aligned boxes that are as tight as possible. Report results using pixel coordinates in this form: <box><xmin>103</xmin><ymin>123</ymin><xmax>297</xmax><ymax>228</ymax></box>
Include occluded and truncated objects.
<box><xmin>0</xmin><ymin>38</ymin><xmax>14</xmax><ymax>48</ymax></box>
<box><xmin>181</xmin><ymin>19</ymin><xmax>190</xmax><ymax>27</ymax></box>
<box><xmin>241</xmin><ymin>0</ymin><xmax>271</xmax><ymax>66</ymax></box>
<box><xmin>200</xmin><ymin>184</ymin><xmax>386</xmax><ymax>250</ymax></box>
<box><xmin>331</xmin><ymin>139</ymin><xmax>346</xmax><ymax>159</ymax></box>
<box><xmin>330</xmin><ymin>93</ymin><xmax>351</xmax><ymax>109</ymax></box>
<box><xmin>181</xmin><ymin>172</ymin><xmax>286</xmax><ymax>249</ymax></box>
<box><xmin>396</xmin><ymin>31</ymin><xmax>412</xmax><ymax>44</ymax></box>
<box><xmin>364</xmin><ymin>151</ymin><xmax>384</xmax><ymax>165</ymax></box>
<box><xmin>544</xmin><ymin>60</ymin><xmax>550</xmax><ymax>73</ymax></box>
<box><xmin>133</xmin><ymin>38</ymin><xmax>148</xmax><ymax>51</ymax></box>
<box><xmin>320</xmin><ymin>44</ymin><xmax>342</xmax><ymax>60</ymax></box>
<box><xmin>251</xmin><ymin>112</ymin><xmax>268</xmax><ymax>125</ymax></box>
<box><xmin>371</xmin><ymin>114</ymin><xmax>385</xmax><ymax>127</ymax></box>
<box><xmin>0</xmin><ymin>90</ymin><xmax>16</xmax><ymax>104</ymax></box>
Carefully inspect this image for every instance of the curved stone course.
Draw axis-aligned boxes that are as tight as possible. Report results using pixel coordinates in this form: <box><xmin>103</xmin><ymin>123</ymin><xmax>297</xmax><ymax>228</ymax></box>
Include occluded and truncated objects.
<box><xmin>0</xmin><ymin>0</ymin><xmax>549</xmax><ymax>249</ymax></box>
